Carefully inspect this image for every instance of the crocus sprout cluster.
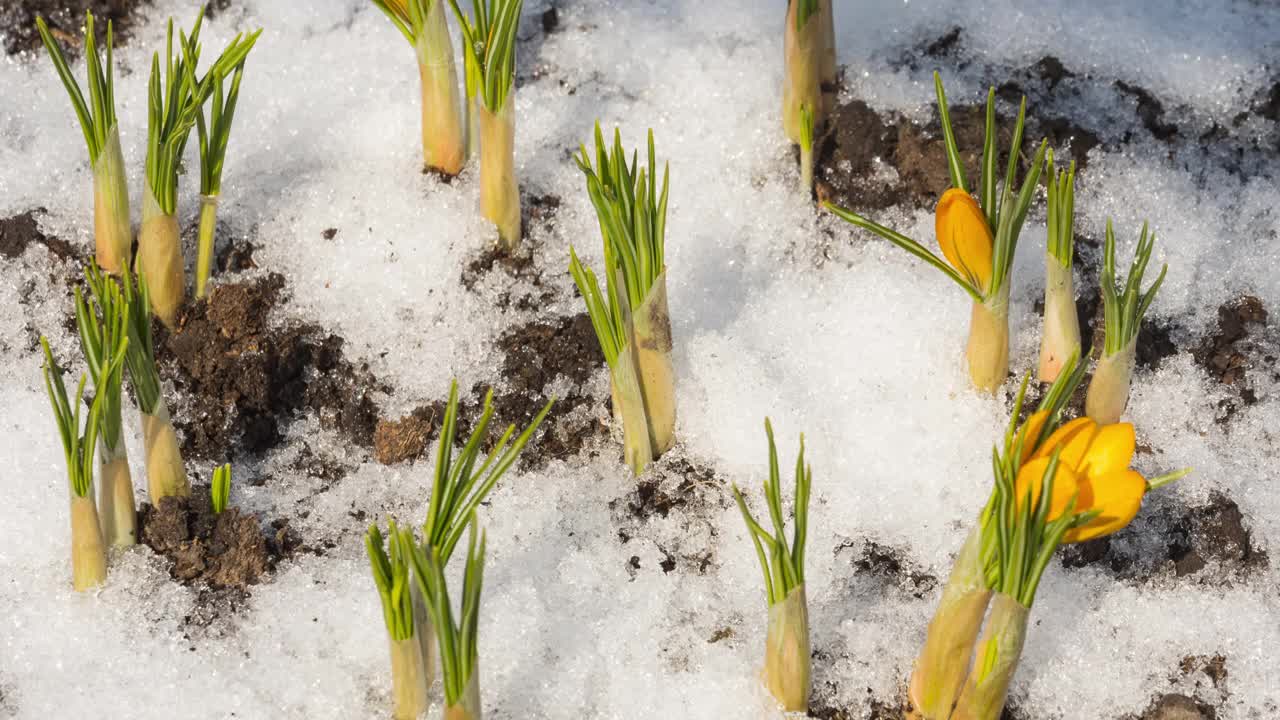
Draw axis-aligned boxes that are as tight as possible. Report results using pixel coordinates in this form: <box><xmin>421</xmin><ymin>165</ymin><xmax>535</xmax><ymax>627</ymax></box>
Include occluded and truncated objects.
<box><xmin>373</xmin><ymin>0</ymin><xmax>526</xmax><ymax>248</ymax></box>
<box><xmin>1038</xmin><ymin>151</ymin><xmax>1080</xmax><ymax>383</ymax></box>
<box><xmin>827</xmin><ymin>73</ymin><xmax>1047</xmax><ymax>394</ymax></box>
<box><xmin>732</xmin><ymin>420</ymin><xmax>813</xmax><ymax>712</ymax></box>
<box><xmin>36</xmin><ymin>12</ymin><xmax>130</xmax><ymax>275</ymax></box>
<box><xmin>372</xmin><ymin>0</ymin><xmax>466</xmax><ymax>175</ymax></box>
<box><xmin>452</xmin><ymin>0</ymin><xmax>526</xmax><ymax>248</ymax></box>
<box><xmin>782</xmin><ymin>0</ymin><xmax>836</xmax><ymax>192</ymax></box>
<box><xmin>38</xmin><ymin>10</ymin><xmax>259</xmax><ymax>324</ymax></box>
<box><xmin>907</xmin><ymin>356</ymin><xmax>1190</xmax><ymax>719</ymax></box>
<box><xmin>140</xmin><ymin>12</ymin><xmax>260</xmax><ymax>327</ymax></box>
<box><xmin>75</xmin><ymin>268</ymin><xmax>135</xmax><ymax>547</ymax></box>
<box><xmin>41</xmin><ymin>335</ymin><xmax>127</xmax><ymax>591</ymax></box>
<box><xmin>367</xmin><ymin>381</ymin><xmax>551</xmax><ymax>719</ymax></box>
<box><xmin>1086</xmin><ymin>220</ymin><xmax>1168</xmax><ymax>424</ymax></box>
<box><xmin>569</xmin><ymin>125</ymin><xmax>676</xmax><ymax>475</ymax></box>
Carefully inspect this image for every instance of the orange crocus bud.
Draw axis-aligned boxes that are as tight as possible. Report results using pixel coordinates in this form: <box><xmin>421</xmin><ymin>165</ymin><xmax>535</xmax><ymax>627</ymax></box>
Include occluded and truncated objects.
<box><xmin>1014</xmin><ymin>418</ymin><xmax>1148</xmax><ymax>543</ymax></box>
<box><xmin>936</xmin><ymin>189</ymin><xmax>994</xmax><ymax>294</ymax></box>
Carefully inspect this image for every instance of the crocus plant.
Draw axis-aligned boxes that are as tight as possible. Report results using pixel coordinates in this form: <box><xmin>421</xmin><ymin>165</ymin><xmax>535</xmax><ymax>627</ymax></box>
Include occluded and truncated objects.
<box><xmin>368</xmin><ymin>381</ymin><xmax>550</xmax><ymax>718</ymax></box>
<box><xmin>194</xmin><ymin>56</ymin><xmax>253</xmax><ymax>299</ymax></box>
<box><xmin>826</xmin><ymin>74</ymin><xmax>1047</xmax><ymax>393</ymax></box>
<box><xmin>373</xmin><ymin>0</ymin><xmax>466</xmax><ymax>176</ymax></box>
<box><xmin>732</xmin><ymin>419</ymin><xmax>812</xmax><ymax>712</ymax></box>
<box><xmin>37</xmin><ymin>12</ymin><xmax>131</xmax><ymax>275</ymax></box>
<box><xmin>368</xmin><ymin>519</ymin><xmax>431</xmax><ymax>720</ymax></box>
<box><xmin>782</xmin><ymin>0</ymin><xmax>836</xmax><ymax>162</ymax></box>
<box><xmin>78</xmin><ymin>266</ymin><xmax>136</xmax><ymax>547</ymax></box>
<box><xmin>120</xmin><ymin>271</ymin><xmax>190</xmax><ymax>503</ymax></box>
<box><xmin>1085</xmin><ymin>220</ymin><xmax>1167</xmax><ymax>424</ymax></box>
<box><xmin>140</xmin><ymin>11</ymin><xmax>258</xmax><ymax>327</ymax></box>
<box><xmin>1038</xmin><ymin>151</ymin><xmax>1080</xmax><ymax>383</ymax></box>
<box><xmin>569</xmin><ymin>125</ymin><xmax>675</xmax><ymax>475</ymax></box>
<box><xmin>907</xmin><ymin>356</ymin><xmax>1189</xmax><ymax>720</ymax></box>
<box><xmin>41</xmin><ymin>335</ymin><xmax>127</xmax><ymax>591</ymax></box>
<box><xmin>450</xmin><ymin>0</ymin><xmax>525</xmax><ymax>248</ymax></box>
<box><xmin>406</xmin><ymin>519</ymin><xmax>488</xmax><ymax>720</ymax></box>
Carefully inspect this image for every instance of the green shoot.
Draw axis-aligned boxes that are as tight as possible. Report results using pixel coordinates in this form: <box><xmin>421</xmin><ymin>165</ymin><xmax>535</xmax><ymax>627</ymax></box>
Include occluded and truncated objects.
<box><xmin>119</xmin><ymin>271</ymin><xmax>163</xmax><ymax>415</ymax></box>
<box><xmin>1100</xmin><ymin>219</ymin><xmax>1167</xmax><ymax>357</ymax></box>
<box><xmin>194</xmin><ymin>60</ymin><xmax>251</xmax><ymax>299</ymax></box>
<box><xmin>41</xmin><ymin>336</ymin><xmax>126</xmax><ymax>499</ymax></box>
<box><xmin>732</xmin><ymin>419</ymin><xmax>812</xmax><ymax>606</ymax></box>
<box><xmin>211</xmin><ymin>464</ymin><xmax>232</xmax><ymax>514</ymax></box>
<box><xmin>1044</xmin><ymin>150</ymin><xmax>1076</xmax><ymax>268</ymax></box>
<box><xmin>76</xmin><ymin>266</ymin><xmax>130</xmax><ymax>454</ymax></box>
<box><xmin>367</xmin><ymin>519</ymin><xmax>416</xmax><ymax>642</ymax></box>
<box><xmin>799</xmin><ymin>103</ymin><xmax>815</xmax><ymax>193</ymax></box>
<box><xmin>423</xmin><ymin>381</ymin><xmax>554</xmax><ymax>562</ymax></box>
<box><xmin>569</xmin><ymin>124</ymin><xmax>670</xmax><ymax>369</ymax></box>
<box><xmin>406</xmin><ymin>518</ymin><xmax>486</xmax><ymax>711</ymax></box>
<box><xmin>448</xmin><ymin>0</ymin><xmax>524</xmax><ymax>114</ymax></box>
<box><xmin>795</xmin><ymin>0</ymin><xmax>820</xmax><ymax>30</ymax></box>
<box><xmin>36</xmin><ymin>12</ymin><xmax>116</xmax><ymax>164</ymax></box>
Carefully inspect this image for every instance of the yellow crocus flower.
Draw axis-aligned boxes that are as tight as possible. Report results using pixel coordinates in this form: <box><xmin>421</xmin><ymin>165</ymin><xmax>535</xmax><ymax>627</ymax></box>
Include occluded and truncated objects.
<box><xmin>935</xmin><ymin>188</ymin><xmax>994</xmax><ymax>295</ymax></box>
<box><xmin>1014</xmin><ymin>417</ymin><xmax>1147</xmax><ymax>543</ymax></box>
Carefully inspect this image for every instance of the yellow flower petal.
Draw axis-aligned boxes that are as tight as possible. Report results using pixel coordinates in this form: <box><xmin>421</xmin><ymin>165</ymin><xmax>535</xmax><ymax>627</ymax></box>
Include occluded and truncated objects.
<box><xmin>1032</xmin><ymin>416</ymin><xmax>1096</xmax><ymax>468</ymax></box>
<box><xmin>1015</xmin><ymin>410</ymin><xmax>1049</xmax><ymax>464</ymax></box>
<box><xmin>1013</xmin><ymin>456</ymin><xmax>1080</xmax><ymax>522</ymax></box>
<box><xmin>935</xmin><ymin>189</ymin><xmax>994</xmax><ymax>293</ymax></box>
<box><xmin>1077</xmin><ymin>423</ymin><xmax>1136</xmax><ymax>484</ymax></box>
<box><xmin>1064</xmin><ymin>469</ymin><xmax>1147</xmax><ymax>543</ymax></box>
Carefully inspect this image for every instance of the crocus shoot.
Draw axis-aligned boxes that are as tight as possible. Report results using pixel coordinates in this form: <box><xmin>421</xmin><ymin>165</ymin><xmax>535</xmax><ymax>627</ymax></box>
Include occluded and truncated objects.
<box><xmin>41</xmin><ymin>335</ymin><xmax>127</xmax><ymax>591</ymax></box>
<box><xmin>782</xmin><ymin>1</ymin><xmax>835</xmax><ymax>150</ymax></box>
<box><xmin>569</xmin><ymin>126</ymin><xmax>675</xmax><ymax>475</ymax></box>
<box><xmin>77</xmin><ymin>266</ymin><xmax>135</xmax><ymax>546</ymax></box>
<box><xmin>121</xmin><ymin>271</ymin><xmax>190</xmax><ymax>503</ymax></box>
<box><xmin>732</xmin><ymin>420</ymin><xmax>812</xmax><ymax>712</ymax></box>
<box><xmin>210</xmin><ymin>463</ymin><xmax>232</xmax><ymax>514</ymax></box>
<box><xmin>1038</xmin><ymin>151</ymin><xmax>1080</xmax><ymax>383</ymax></box>
<box><xmin>406</xmin><ymin>518</ymin><xmax>487</xmax><ymax>720</ymax></box>
<box><xmin>194</xmin><ymin>57</ymin><xmax>253</xmax><ymax>299</ymax></box>
<box><xmin>140</xmin><ymin>12</ymin><xmax>259</xmax><ymax>327</ymax></box>
<box><xmin>1085</xmin><ymin>220</ymin><xmax>1167</xmax><ymax>424</ymax></box>
<box><xmin>36</xmin><ymin>12</ymin><xmax>131</xmax><ymax>275</ymax></box>
<box><xmin>367</xmin><ymin>520</ymin><xmax>430</xmax><ymax>720</ymax></box>
<box><xmin>372</xmin><ymin>0</ymin><xmax>466</xmax><ymax>176</ymax></box>
<box><xmin>826</xmin><ymin>73</ymin><xmax>1047</xmax><ymax>393</ymax></box>
<box><xmin>450</xmin><ymin>0</ymin><xmax>525</xmax><ymax>248</ymax></box>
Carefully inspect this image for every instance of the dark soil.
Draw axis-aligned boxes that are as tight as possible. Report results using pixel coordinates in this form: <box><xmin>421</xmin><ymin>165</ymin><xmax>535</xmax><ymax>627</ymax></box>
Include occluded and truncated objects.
<box><xmin>138</xmin><ymin>487</ymin><xmax>302</xmax><ymax>590</ymax></box>
<box><xmin>156</xmin><ymin>274</ymin><xmax>384</xmax><ymax>459</ymax></box>
<box><xmin>485</xmin><ymin>312</ymin><xmax>608</xmax><ymax>467</ymax></box>
<box><xmin>1</xmin><ymin>0</ymin><xmax>152</xmax><ymax>57</ymax></box>
<box><xmin>1130</xmin><ymin>694</ymin><xmax>1217</xmax><ymax>720</ymax></box>
<box><xmin>0</xmin><ymin>209</ymin><xmax>75</xmax><ymax>262</ymax></box>
<box><xmin>1059</xmin><ymin>492</ymin><xmax>1266</xmax><ymax>584</ymax></box>
<box><xmin>836</xmin><ymin>538</ymin><xmax>938</xmax><ymax>600</ymax></box>
<box><xmin>460</xmin><ymin>195</ymin><xmax>563</xmax><ymax>311</ymax></box>
<box><xmin>1193</xmin><ymin>296</ymin><xmax>1274</xmax><ymax>422</ymax></box>
<box><xmin>610</xmin><ymin>453</ymin><xmax>730</xmax><ymax>578</ymax></box>
<box><xmin>373</xmin><ymin>402</ymin><xmax>446</xmax><ymax>465</ymax></box>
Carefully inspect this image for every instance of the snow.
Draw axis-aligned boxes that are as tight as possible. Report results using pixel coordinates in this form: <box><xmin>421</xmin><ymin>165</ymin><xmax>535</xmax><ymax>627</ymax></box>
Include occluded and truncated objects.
<box><xmin>2</xmin><ymin>0</ymin><xmax>1280</xmax><ymax>718</ymax></box>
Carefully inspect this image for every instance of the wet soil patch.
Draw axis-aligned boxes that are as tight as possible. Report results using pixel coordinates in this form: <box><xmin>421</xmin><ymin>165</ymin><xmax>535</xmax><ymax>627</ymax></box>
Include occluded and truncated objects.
<box><xmin>835</xmin><ymin>538</ymin><xmax>938</xmax><ymax>600</ymax></box>
<box><xmin>1193</xmin><ymin>296</ymin><xmax>1275</xmax><ymax>422</ymax></box>
<box><xmin>486</xmin><ymin>312</ymin><xmax>608</xmax><ymax>467</ymax></box>
<box><xmin>1059</xmin><ymin>492</ymin><xmax>1266</xmax><ymax>584</ymax></box>
<box><xmin>157</xmin><ymin>274</ymin><xmax>384</xmax><ymax>459</ymax></box>
<box><xmin>139</xmin><ymin>486</ymin><xmax>302</xmax><ymax>590</ymax></box>
<box><xmin>0</xmin><ymin>209</ymin><xmax>75</xmax><ymax>262</ymax></box>
<box><xmin>610</xmin><ymin>453</ymin><xmax>730</xmax><ymax>578</ymax></box>
<box><xmin>2</xmin><ymin>0</ymin><xmax>152</xmax><ymax>57</ymax></box>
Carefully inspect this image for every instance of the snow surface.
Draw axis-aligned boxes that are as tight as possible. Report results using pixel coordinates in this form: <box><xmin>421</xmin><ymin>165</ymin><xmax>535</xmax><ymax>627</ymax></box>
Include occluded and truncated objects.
<box><xmin>2</xmin><ymin>0</ymin><xmax>1280</xmax><ymax>718</ymax></box>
